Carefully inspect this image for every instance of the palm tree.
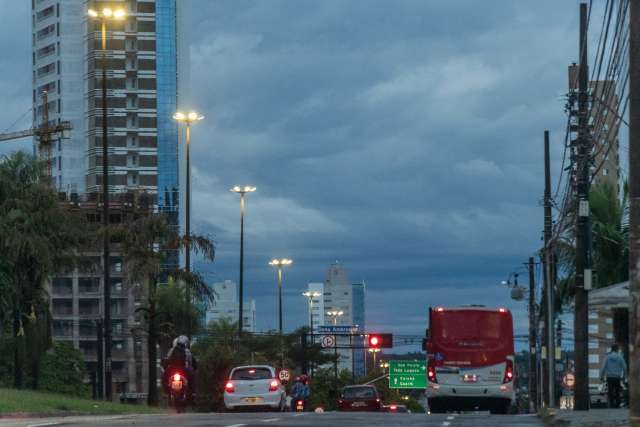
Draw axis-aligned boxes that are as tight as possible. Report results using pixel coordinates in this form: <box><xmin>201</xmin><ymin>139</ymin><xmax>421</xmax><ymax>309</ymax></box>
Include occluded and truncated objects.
<box><xmin>556</xmin><ymin>181</ymin><xmax>628</xmax><ymax>307</ymax></box>
<box><xmin>111</xmin><ymin>193</ymin><xmax>215</xmax><ymax>405</ymax></box>
<box><xmin>0</xmin><ymin>152</ymin><xmax>86</xmax><ymax>388</ymax></box>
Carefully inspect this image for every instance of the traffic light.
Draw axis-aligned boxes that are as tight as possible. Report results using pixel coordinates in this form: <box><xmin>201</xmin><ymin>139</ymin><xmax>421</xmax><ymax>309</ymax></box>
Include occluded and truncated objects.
<box><xmin>368</xmin><ymin>333</ymin><xmax>393</xmax><ymax>348</ymax></box>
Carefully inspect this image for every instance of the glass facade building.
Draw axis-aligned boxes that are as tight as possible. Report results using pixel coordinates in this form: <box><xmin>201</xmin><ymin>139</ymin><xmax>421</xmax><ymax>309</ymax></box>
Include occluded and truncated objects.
<box><xmin>156</xmin><ymin>0</ymin><xmax>180</xmax><ymax>271</ymax></box>
<box><xmin>352</xmin><ymin>282</ymin><xmax>366</xmax><ymax>377</ymax></box>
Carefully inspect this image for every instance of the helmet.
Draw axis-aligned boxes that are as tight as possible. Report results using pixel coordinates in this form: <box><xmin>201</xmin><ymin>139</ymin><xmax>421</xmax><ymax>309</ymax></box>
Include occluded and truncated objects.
<box><xmin>299</xmin><ymin>374</ymin><xmax>309</xmax><ymax>384</ymax></box>
<box><xmin>176</xmin><ymin>335</ymin><xmax>190</xmax><ymax>348</ymax></box>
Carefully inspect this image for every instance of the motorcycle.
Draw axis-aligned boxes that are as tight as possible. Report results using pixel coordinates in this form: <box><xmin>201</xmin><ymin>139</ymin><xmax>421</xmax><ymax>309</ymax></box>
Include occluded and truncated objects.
<box><xmin>167</xmin><ymin>370</ymin><xmax>189</xmax><ymax>413</ymax></box>
<box><xmin>295</xmin><ymin>399</ymin><xmax>305</xmax><ymax>412</ymax></box>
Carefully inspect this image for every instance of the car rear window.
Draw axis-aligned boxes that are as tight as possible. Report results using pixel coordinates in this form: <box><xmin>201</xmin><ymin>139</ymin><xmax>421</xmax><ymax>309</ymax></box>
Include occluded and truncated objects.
<box><xmin>231</xmin><ymin>367</ymin><xmax>272</xmax><ymax>380</ymax></box>
<box><xmin>343</xmin><ymin>387</ymin><xmax>376</xmax><ymax>398</ymax></box>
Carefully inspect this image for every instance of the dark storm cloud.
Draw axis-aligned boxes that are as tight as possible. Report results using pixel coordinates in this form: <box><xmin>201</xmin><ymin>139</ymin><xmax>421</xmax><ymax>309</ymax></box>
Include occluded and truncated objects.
<box><xmin>186</xmin><ymin>0</ymin><xmax>585</xmax><ymax>340</ymax></box>
<box><xmin>0</xmin><ymin>0</ymin><xmax>33</xmax><ymax>155</ymax></box>
<box><xmin>0</xmin><ymin>1</ymin><xmax>591</xmax><ymax>343</ymax></box>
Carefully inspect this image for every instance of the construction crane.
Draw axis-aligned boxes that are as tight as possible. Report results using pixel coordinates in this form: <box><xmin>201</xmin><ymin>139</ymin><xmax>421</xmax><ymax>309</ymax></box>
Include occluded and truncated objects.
<box><xmin>0</xmin><ymin>91</ymin><xmax>71</xmax><ymax>177</ymax></box>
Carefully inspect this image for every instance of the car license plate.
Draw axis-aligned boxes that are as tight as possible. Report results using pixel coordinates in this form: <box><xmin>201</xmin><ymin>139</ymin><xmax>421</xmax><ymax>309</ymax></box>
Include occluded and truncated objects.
<box><xmin>352</xmin><ymin>401</ymin><xmax>365</xmax><ymax>407</ymax></box>
<box><xmin>463</xmin><ymin>374</ymin><xmax>478</xmax><ymax>383</ymax></box>
<box><xmin>243</xmin><ymin>397</ymin><xmax>264</xmax><ymax>404</ymax></box>
<box><xmin>170</xmin><ymin>380</ymin><xmax>183</xmax><ymax>391</ymax></box>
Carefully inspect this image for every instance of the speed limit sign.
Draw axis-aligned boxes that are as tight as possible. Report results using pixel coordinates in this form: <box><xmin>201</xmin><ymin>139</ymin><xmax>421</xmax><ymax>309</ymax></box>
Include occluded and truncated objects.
<box><xmin>279</xmin><ymin>369</ymin><xmax>291</xmax><ymax>383</ymax></box>
<box><xmin>321</xmin><ymin>335</ymin><xmax>335</xmax><ymax>348</ymax></box>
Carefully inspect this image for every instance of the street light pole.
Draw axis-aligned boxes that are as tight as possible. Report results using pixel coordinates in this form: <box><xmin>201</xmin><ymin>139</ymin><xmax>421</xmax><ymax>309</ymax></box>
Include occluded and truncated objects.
<box><xmin>88</xmin><ymin>6</ymin><xmax>126</xmax><ymax>402</ymax></box>
<box><xmin>326</xmin><ymin>310</ymin><xmax>343</xmax><ymax>380</ymax></box>
<box><xmin>231</xmin><ymin>186</ymin><xmax>256</xmax><ymax>337</ymax></box>
<box><xmin>173</xmin><ymin>111</ymin><xmax>203</xmax><ymax>339</ymax></box>
<box><xmin>302</xmin><ymin>291</ymin><xmax>321</xmax><ymax>376</ymax></box>
<box><xmin>270</xmin><ymin>258</ymin><xmax>292</xmax><ymax>367</ymax></box>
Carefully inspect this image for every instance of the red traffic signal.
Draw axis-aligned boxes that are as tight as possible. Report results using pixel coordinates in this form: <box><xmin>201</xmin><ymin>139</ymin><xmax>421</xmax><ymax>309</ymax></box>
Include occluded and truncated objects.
<box><xmin>368</xmin><ymin>333</ymin><xmax>393</xmax><ymax>348</ymax></box>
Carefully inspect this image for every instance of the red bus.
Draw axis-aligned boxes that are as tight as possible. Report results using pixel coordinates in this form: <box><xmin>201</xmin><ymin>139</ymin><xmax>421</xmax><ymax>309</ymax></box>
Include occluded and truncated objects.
<box><xmin>422</xmin><ymin>306</ymin><xmax>515</xmax><ymax>414</ymax></box>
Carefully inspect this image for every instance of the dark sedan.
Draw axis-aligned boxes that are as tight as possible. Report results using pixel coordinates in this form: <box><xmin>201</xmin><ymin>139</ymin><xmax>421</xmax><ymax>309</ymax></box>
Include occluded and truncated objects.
<box><xmin>337</xmin><ymin>385</ymin><xmax>382</xmax><ymax>411</ymax></box>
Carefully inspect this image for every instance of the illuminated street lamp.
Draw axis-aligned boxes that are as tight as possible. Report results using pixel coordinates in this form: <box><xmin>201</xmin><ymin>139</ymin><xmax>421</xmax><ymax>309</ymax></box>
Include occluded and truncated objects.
<box><xmin>231</xmin><ymin>186</ymin><xmax>256</xmax><ymax>336</ymax></box>
<box><xmin>326</xmin><ymin>310</ymin><xmax>344</xmax><ymax>325</ymax></box>
<box><xmin>174</xmin><ymin>111</ymin><xmax>203</xmax><ymax>338</ymax></box>
<box><xmin>269</xmin><ymin>258</ymin><xmax>293</xmax><ymax>336</ymax></box>
<box><xmin>88</xmin><ymin>5</ymin><xmax>126</xmax><ymax>402</ymax></box>
<box><xmin>302</xmin><ymin>291</ymin><xmax>322</xmax><ymax>334</ymax></box>
<box><xmin>269</xmin><ymin>258</ymin><xmax>292</xmax><ymax>368</ymax></box>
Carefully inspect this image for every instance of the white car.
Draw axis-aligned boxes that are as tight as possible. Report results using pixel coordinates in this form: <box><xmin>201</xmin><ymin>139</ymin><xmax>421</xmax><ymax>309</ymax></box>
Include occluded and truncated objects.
<box><xmin>223</xmin><ymin>365</ymin><xmax>286</xmax><ymax>411</ymax></box>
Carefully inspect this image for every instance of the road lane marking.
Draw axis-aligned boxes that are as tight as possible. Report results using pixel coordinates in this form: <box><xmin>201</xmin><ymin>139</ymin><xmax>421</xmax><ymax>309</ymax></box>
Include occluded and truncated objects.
<box><xmin>27</xmin><ymin>424</ymin><xmax>60</xmax><ymax>427</ymax></box>
<box><xmin>447</xmin><ymin>415</ymin><xmax>455</xmax><ymax>420</ymax></box>
<box><xmin>443</xmin><ymin>423</ymin><xmax>451</xmax><ymax>427</ymax></box>
<box><xmin>293</xmin><ymin>413</ymin><xmax>306</xmax><ymax>416</ymax></box>
<box><xmin>225</xmin><ymin>424</ymin><xmax>247</xmax><ymax>427</ymax></box>
<box><xmin>262</xmin><ymin>418</ymin><xmax>280</xmax><ymax>423</ymax></box>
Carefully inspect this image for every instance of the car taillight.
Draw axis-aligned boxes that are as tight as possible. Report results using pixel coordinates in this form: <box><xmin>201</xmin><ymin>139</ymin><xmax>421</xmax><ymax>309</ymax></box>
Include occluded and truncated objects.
<box><xmin>225</xmin><ymin>381</ymin><xmax>235</xmax><ymax>393</ymax></box>
<box><xmin>503</xmin><ymin>360</ymin><xmax>514</xmax><ymax>383</ymax></box>
<box><xmin>269</xmin><ymin>379</ymin><xmax>279</xmax><ymax>392</ymax></box>
<box><xmin>390</xmin><ymin>404</ymin><xmax>397</xmax><ymax>411</ymax></box>
<box><xmin>427</xmin><ymin>359</ymin><xmax>438</xmax><ymax>383</ymax></box>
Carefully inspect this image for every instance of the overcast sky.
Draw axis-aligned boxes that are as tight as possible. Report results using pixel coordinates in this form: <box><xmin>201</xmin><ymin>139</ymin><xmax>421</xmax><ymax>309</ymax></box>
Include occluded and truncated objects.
<box><xmin>1</xmin><ymin>1</ymin><xmax>601</xmax><ymax>350</ymax></box>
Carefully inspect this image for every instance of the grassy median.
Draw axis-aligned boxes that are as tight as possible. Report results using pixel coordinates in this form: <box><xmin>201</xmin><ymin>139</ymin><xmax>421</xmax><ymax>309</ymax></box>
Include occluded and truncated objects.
<box><xmin>0</xmin><ymin>388</ymin><xmax>162</xmax><ymax>417</ymax></box>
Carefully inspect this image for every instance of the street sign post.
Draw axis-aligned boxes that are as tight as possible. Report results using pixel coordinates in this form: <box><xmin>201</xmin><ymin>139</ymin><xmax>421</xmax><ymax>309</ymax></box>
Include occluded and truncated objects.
<box><xmin>389</xmin><ymin>360</ymin><xmax>427</xmax><ymax>389</ymax></box>
<box><xmin>321</xmin><ymin>335</ymin><xmax>335</xmax><ymax>348</ymax></box>
<box><xmin>278</xmin><ymin>369</ymin><xmax>291</xmax><ymax>383</ymax></box>
<box><xmin>318</xmin><ymin>325</ymin><xmax>359</xmax><ymax>334</ymax></box>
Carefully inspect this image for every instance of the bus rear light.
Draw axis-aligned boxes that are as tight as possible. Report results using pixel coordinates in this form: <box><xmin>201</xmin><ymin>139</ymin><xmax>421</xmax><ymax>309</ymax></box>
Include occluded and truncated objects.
<box><xmin>427</xmin><ymin>359</ymin><xmax>438</xmax><ymax>383</ymax></box>
<box><xmin>503</xmin><ymin>360</ymin><xmax>514</xmax><ymax>383</ymax></box>
<box><xmin>498</xmin><ymin>308</ymin><xmax>507</xmax><ymax>313</ymax></box>
<box><xmin>435</xmin><ymin>307</ymin><xmax>444</xmax><ymax>312</ymax></box>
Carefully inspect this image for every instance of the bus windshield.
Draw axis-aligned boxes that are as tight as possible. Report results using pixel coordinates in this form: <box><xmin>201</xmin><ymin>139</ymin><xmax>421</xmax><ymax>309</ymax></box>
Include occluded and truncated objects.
<box><xmin>430</xmin><ymin>308</ymin><xmax>514</xmax><ymax>366</ymax></box>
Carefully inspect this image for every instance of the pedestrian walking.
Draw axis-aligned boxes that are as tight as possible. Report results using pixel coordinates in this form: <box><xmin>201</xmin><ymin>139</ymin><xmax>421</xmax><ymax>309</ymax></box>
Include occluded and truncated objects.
<box><xmin>600</xmin><ymin>344</ymin><xmax>627</xmax><ymax>408</ymax></box>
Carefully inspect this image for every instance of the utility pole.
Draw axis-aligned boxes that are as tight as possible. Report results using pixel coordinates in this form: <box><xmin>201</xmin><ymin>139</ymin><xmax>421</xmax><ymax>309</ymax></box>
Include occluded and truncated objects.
<box><xmin>628</xmin><ymin>0</ymin><xmax>640</xmax><ymax>424</ymax></box>
<box><xmin>528</xmin><ymin>257</ymin><xmax>538</xmax><ymax>412</ymax></box>
<box><xmin>574</xmin><ymin>2</ymin><xmax>591</xmax><ymax>411</ymax></box>
<box><xmin>543</xmin><ymin>130</ymin><xmax>556</xmax><ymax>407</ymax></box>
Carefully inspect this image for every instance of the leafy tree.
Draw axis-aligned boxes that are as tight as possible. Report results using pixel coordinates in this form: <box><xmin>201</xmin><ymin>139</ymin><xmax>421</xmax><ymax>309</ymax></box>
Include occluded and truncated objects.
<box><xmin>0</xmin><ymin>152</ymin><xmax>86</xmax><ymax>388</ymax></box>
<box><xmin>556</xmin><ymin>181</ymin><xmax>628</xmax><ymax>307</ymax></box>
<box><xmin>39</xmin><ymin>342</ymin><xmax>89</xmax><ymax>397</ymax></box>
<box><xmin>111</xmin><ymin>193</ymin><xmax>215</xmax><ymax>406</ymax></box>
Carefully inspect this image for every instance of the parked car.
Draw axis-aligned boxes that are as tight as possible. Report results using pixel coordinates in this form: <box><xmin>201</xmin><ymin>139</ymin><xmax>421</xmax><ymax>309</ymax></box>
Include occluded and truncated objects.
<box><xmin>337</xmin><ymin>385</ymin><xmax>382</xmax><ymax>411</ymax></box>
<box><xmin>223</xmin><ymin>365</ymin><xmax>286</xmax><ymax>411</ymax></box>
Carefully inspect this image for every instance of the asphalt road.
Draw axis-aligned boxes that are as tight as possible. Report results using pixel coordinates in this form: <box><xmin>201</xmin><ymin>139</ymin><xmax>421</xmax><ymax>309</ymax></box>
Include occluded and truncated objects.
<box><xmin>0</xmin><ymin>411</ymin><xmax>545</xmax><ymax>427</ymax></box>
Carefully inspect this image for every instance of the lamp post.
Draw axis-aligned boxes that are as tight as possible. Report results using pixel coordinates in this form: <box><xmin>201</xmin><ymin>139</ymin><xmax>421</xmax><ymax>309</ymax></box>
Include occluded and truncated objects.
<box><xmin>231</xmin><ymin>186</ymin><xmax>256</xmax><ymax>336</ymax></box>
<box><xmin>269</xmin><ymin>258</ymin><xmax>292</xmax><ymax>368</ymax></box>
<box><xmin>302</xmin><ymin>291</ymin><xmax>322</xmax><ymax>336</ymax></box>
<box><xmin>302</xmin><ymin>291</ymin><xmax>321</xmax><ymax>376</ymax></box>
<box><xmin>326</xmin><ymin>310</ymin><xmax>343</xmax><ymax>379</ymax></box>
<box><xmin>88</xmin><ymin>6</ymin><xmax>126</xmax><ymax>402</ymax></box>
<box><xmin>173</xmin><ymin>111</ymin><xmax>203</xmax><ymax>339</ymax></box>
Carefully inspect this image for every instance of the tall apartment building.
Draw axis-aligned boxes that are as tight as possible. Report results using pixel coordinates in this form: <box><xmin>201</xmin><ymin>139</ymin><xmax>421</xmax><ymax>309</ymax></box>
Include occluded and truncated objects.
<box><xmin>590</xmin><ymin>79</ymin><xmax>621</xmax><ymax>192</ymax></box>
<box><xmin>322</xmin><ymin>262</ymin><xmax>354</xmax><ymax>372</ymax></box>
<box><xmin>568</xmin><ymin>65</ymin><xmax>621</xmax><ymax>192</ymax></box>
<box><xmin>32</xmin><ymin>0</ymin><xmax>188</xmax><ymax>398</ymax></box>
<box><xmin>49</xmin><ymin>194</ymin><xmax>148</xmax><ymax>397</ymax></box>
<box><xmin>205</xmin><ymin>280</ymin><xmax>257</xmax><ymax>332</ymax></box>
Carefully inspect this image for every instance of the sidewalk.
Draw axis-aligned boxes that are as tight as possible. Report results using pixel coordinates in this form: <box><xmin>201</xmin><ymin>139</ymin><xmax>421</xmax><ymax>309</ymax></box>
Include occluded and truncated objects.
<box><xmin>542</xmin><ymin>408</ymin><xmax>628</xmax><ymax>427</ymax></box>
<box><xmin>0</xmin><ymin>415</ymin><xmax>135</xmax><ymax>427</ymax></box>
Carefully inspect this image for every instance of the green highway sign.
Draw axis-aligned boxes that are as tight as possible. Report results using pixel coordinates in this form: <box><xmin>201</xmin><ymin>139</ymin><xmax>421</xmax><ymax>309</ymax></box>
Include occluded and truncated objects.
<box><xmin>389</xmin><ymin>360</ymin><xmax>427</xmax><ymax>389</ymax></box>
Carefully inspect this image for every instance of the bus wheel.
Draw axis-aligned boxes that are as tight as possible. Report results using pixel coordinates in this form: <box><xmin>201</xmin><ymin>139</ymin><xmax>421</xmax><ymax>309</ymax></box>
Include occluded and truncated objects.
<box><xmin>428</xmin><ymin>399</ymin><xmax>444</xmax><ymax>414</ymax></box>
